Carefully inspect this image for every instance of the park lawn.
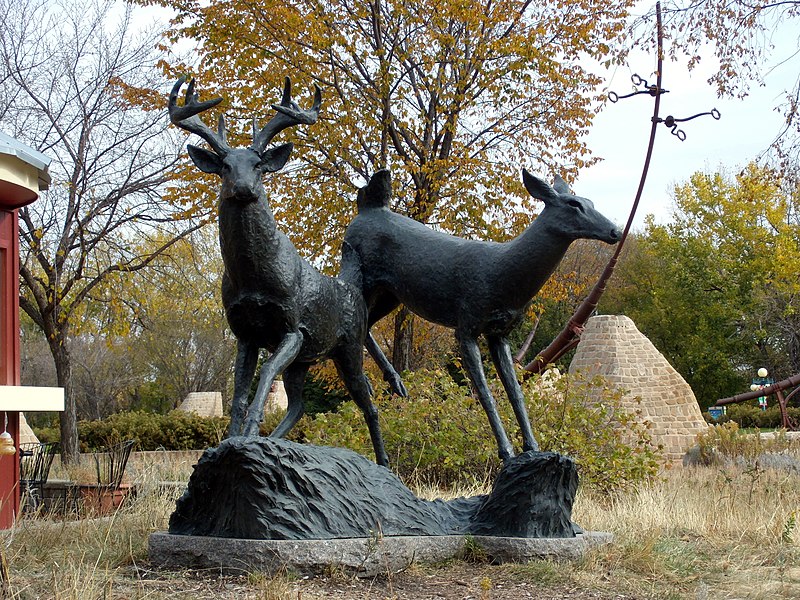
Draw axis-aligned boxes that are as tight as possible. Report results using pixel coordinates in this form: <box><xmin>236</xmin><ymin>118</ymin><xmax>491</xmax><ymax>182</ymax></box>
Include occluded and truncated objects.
<box><xmin>2</xmin><ymin>453</ymin><xmax>798</xmax><ymax>599</ymax></box>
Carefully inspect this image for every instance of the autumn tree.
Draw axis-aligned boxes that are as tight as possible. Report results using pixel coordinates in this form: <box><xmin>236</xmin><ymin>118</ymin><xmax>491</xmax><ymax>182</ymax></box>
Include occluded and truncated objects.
<box><xmin>0</xmin><ymin>0</ymin><xmax>203</xmax><ymax>462</ymax></box>
<box><xmin>140</xmin><ymin>0</ymin><xmax>634</xmax><ymax>370</ymax></box>
<box><xmin>112</xmin><ymin>228</ymin><xmax>236</xmax><ymax>410</ymax></box>
<box><xmin>601</xmin><ymin>163</ymin><xmax>800</xmax><ymax>407</ymax></box>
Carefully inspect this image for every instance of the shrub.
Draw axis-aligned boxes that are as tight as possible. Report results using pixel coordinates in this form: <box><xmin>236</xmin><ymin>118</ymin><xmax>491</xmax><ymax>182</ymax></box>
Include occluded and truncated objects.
<box><xmin>695</xmin><ymin>421</ymin><xmax>796</xmax><ymax>464</ymax></box>
<box><xmin>298</xmin><ymin>368</ymin><xmax>661</xmax><ymax>493</ymax></box>
<box><xmin>34</xmin><ymin>426</ymin><xmax>60</xmax><ymax>444</ymax></box>
<box><xmin>521</xmin><ymin>371</ymin><xmax>661</xmax><ymax>494</ymax></box>
<box><xmin>703</xmin><ymin>403</ymin><xmax>800</xmax><ymax>429</ymax></box>
<box><xmin>76</xmin><ymin>411</ymin><xmax>229</xmax><ymax>451</ymax></box>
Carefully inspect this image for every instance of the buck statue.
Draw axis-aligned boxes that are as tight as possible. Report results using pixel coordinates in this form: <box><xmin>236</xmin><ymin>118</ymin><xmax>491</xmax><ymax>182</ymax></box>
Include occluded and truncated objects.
<box><xmin>343</xmin><ymin>169</ymin><xmax>621</xmax><ymax>462</ymax></box>
<box><xmin>168</xmin><ymin>77</ymin><xmax>401</xmax><ymax>467</ymax></box>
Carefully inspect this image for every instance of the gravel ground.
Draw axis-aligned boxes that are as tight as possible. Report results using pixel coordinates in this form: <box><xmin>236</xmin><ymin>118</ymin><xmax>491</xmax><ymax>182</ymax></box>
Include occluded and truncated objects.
<box><xmin>130</xmin><ymin>562</ymin><xmax>646</xmax><ymax>600</ymax></box>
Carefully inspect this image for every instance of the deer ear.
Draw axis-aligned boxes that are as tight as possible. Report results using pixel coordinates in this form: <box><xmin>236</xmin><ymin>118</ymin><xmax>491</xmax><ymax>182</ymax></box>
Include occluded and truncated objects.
<box><xmin>553</xmin><ymin>175</ymin><xmax>571</xmax><ymax>195</ymax></box>
<box><xmin>522</xmin><ymin>169</ymin><xmax>557</xmax><ymax>205</ymax></box>
<box><xmin>258</xmin><ymin>142</ymin><xmax>293</xmax><ymax>173</ymax></box>
<box><xmin>187</xmin><ymin>144</ymin><xmax>223</xmax><ymax>175</ymax></box>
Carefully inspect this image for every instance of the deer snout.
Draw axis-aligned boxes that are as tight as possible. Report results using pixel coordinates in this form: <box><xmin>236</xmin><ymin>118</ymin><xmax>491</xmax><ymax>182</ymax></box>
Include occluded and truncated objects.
<box><xmin>607</xmin><ymin>227</ymin><xmax>622</xmax><ymax>244</ymax></box>
<box><xmin>232</xmin><ymin>183</ymin><xmax>258</xmax><ymax>201</ymax></box>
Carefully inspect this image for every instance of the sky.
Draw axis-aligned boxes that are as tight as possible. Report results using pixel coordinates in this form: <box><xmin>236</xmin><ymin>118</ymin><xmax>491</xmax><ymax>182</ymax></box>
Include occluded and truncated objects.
<box><xmin>577</xmin><ymin>21</ymin><xmax>799</xmax><ymax>230</ymax></box>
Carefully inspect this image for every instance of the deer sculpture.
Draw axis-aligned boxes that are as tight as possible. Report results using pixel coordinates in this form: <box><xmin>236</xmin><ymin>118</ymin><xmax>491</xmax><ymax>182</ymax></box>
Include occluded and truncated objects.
<box><xmin>342</xmin><ymin>169</ymin><xmax>621</xmax><ymax>462</ymax></box>
<box><xmin>168</xmin><ymin>77</ymin><xmax>402</xmax><ymax>467</ymax></box>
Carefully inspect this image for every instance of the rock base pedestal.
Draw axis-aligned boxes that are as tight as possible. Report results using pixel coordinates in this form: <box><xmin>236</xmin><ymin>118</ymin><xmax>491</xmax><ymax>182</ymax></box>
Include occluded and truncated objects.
<box><xmin>168</xmin><ymin>437</ymin><xmax>579</xmax><ymax>540</ymax></box>
<box><xmin>149</xmin><ymin>531</ymin><xmax>613</xmax><ymax>577</ymax></box>
<box><xmin>150</xmin><ymin>437</ymin><xmax>611</xmax><ymax>575</ymax></box>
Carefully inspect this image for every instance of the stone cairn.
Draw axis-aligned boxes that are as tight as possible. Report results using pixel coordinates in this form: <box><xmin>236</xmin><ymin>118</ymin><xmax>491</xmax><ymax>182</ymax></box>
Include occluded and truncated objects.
<box><xmin>568</xmin><ymin>315</ymin><xmax>708</xmax><ymax>462</ymax></box>
<box><xmin>19</xmin><ymin>413</ymin><xmax>39</xmax><ymax>445</ymax></box>
<box><xmin>177</xmin><ymin>386</ymin><xmax>287</xmax><ymax>419</ymax></box>
<box><xmin>177</xmin><ymin>392</ymin><xmax>223</xmax><ymax>418</ymax></box>
<box><xmin>266</xmin><ymin>381</ymin><xmax>288</xmax><ymax>412</ymax></box>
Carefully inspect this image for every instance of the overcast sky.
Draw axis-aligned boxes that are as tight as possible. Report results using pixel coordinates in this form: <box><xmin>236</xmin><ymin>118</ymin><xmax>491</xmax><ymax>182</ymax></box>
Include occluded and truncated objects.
<box><xmin>577</xmin><ymin>23</ymin><xmax>799</xmax><ymax>230</ymax></box>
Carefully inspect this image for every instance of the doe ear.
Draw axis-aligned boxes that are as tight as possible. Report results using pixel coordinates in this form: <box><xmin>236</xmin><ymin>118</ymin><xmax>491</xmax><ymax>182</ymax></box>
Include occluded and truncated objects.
<box><xmin>258</xmin><ymin>142</ymin><xmax>294</xmax><ymax>173</ymax></box>
<box><xmin>553</xmin><ymin>175</ymin><xmax>571</xmax><ymax>195</ymax></box>
<box><xmin>187</xmin><ymin>144</ymin><xmax>223</xmax><ymax>175</ymax></box>
<box><xmin>522</xmin><ymin>168</ymin><xmax>558</xmax><ymax>205</ymax></box>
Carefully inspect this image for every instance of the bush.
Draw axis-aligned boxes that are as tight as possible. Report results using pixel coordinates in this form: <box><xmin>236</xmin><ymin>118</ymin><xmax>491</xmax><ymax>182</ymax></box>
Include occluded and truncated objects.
<box><xmin>297</xmin><ymin>368</ymin><xmax>661</xmax><ymax>493</ymax></box>
<box><xmin>34</xmin><ymin>369</ymin><xmax>662</xmax><ymax>494</ymax></box>
<box><xmin>34</xmin><ymin>409</ymin><xmax>293</xmax><ymax>452</ymax></box>
<box><xmin>695</xmin><ymin>421</ymin><xmax>796</xmax><ymax>464</ymax></box>
<box><xmin>703</xmin><ymin>403</ymin><xmax>800</xmax><ymax>429</ymax></box>
<box><xmin>76</xmin><ymin>411</ymin><xmax>229</xmax><ymax>451</ymax></box>
<box><xmin>522</xmin><ymin>371</ymin><xmax>661</xmax><ymax>494</ymax></box>
<box><xmin>34</xmin><ymin>426</ymin><xmax>60</xmax><ymax>444</ymax></box>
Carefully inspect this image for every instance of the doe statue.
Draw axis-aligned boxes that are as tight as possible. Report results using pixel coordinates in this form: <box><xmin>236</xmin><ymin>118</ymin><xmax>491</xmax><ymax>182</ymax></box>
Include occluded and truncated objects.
<box><xmin>168</xmin><ymin>78</ymin><xmax>401</xmax><ymax>466</ymax></box>
<box><xmin>343</xmin><ymin>169</ymin><xmax>621</xmax><ymax>461</ymax></box>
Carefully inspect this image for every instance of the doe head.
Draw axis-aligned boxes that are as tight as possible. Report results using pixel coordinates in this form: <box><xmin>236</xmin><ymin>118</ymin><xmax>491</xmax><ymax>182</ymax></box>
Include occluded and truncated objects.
<box><xmin>522</xmin><ymin>169</ymin><xmax>621</xmax><ymax>244</ymax></box>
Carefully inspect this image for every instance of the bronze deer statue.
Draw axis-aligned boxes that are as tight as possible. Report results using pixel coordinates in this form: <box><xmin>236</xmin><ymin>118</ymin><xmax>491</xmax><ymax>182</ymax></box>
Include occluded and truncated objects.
<box><xmin>168</xmin><ymin>78</ymin><xmax>401</xmax><ymax>466</ymax></box>
<box><xmin>342</xmin><ymin>169</ymin><xmax>621</xmax><ymax>462</ymax></box>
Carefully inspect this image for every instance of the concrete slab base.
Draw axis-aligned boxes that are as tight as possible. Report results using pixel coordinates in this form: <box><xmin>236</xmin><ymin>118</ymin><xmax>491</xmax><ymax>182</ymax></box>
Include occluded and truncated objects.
<box><xmin>148</xmin><ymin>531</ymin><xmax>613</xmax><ymax>577</ymax></box>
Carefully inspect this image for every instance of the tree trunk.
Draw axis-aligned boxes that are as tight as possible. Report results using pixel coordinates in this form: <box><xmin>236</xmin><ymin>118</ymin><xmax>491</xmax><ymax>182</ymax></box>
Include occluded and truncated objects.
<box><xmin>51</xmin><ymin>336</ymin><xmax>80</xmax><ymax>464</ymax></box>
<box><xmin>392</xmin><ymin>306</ymin><xmax>414</xmax><ymax>373</ymax></box>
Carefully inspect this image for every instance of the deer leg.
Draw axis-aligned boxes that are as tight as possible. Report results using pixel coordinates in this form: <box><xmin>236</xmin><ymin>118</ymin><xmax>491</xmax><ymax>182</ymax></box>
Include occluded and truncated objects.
<box><xmin>334</xmin><ymin>348</ymin><xmax>390</xmax><ymax>468</ymax></box>
<box><xmin>457</xmin><ymin>332</ymin><xmax>515</xmax><ymax>462</ymax></box>
<box><xmin>488</xmin><ymin>335</ymin><xmax>540</xmax><ymax>453</ymax></box>
<box><xmin>242</xmin><ymin>331</ymin><xmax>303</xmax><ymax>437</ymax></box>
<box><xmin>228</xmin><ymin>341</ymin><xmax>259</xmax><ymax>437</ymax></box>
<box><xmin>365</xmin><ymin>332</ymin><xmax>408</xmax><ymax>397</ymax></box>
<box><xmin>270</xmin><ymin>362</ymin><xmax>309</xmax><ymax>438</ymax></box>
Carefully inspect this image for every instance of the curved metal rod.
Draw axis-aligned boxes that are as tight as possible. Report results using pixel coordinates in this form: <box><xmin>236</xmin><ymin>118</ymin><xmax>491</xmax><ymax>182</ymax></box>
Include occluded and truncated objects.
<box><xmin>658</xmin><ymin>109</ymin><xmax>721</xmax><ymax>141</ymax></box>
<box><xmin>608</xmin><ymin>73</ymin><xmax>668</xmax><ymax>103</ymax></box>
<box><xmin>715</xmin><ymin>373</ymin><xmax>800</xmax><ymax>406</ymax></box>
<box><xmin>523</xmin><ymin>2</ymin><xmax>666</xmax><ymax>375</ymax></box>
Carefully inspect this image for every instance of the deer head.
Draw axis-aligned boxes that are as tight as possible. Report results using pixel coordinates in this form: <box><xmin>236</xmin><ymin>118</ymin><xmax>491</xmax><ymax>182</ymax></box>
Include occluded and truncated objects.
<box><xmin>168</xmin><ymin>76</ymin><xmax>321</xmax><ymax>203</ymax></box>
<box><xmin>522</xmin><ymin>169</ymin><xmax>621</xmax><ymax>244</ymax></box>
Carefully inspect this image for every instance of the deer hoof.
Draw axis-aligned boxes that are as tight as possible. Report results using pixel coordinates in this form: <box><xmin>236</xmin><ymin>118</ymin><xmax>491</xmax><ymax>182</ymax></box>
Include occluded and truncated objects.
<box><xmin>499</xmin><ymin>447</ymin><xmax>515</xmax><ymax>462</ymax></box>
<box><xmin>387</xmin><ymin>374</ymin><xmax>408</xmax><ymax>397</ymax></box>
<box><xmin>522</xmin><ymin>440</ymin><xmax>540</xmax><ymax>453</ymax></box>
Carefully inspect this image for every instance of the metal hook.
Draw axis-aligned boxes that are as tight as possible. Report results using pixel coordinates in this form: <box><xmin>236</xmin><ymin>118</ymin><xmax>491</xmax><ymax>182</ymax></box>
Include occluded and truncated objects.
<box><xmin>608</xmin><ymin>73</ymin><xmax>668</xmax><ymax>103</ymax></box>
<box><xmin>654</xmin><ymin>108</ymin><xmax>721</xmax><ymax>141</ymax></box>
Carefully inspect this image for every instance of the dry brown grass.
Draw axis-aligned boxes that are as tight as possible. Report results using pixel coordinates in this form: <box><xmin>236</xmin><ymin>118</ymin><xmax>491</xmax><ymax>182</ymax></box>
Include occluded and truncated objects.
<box><xmin>1</xmin><ymin>449</ymin><xmax>797</xmax><ymax>599</ymax></box>
<box><xmin>572</xmin><ymin>463</ymin><xmax>800</xmax><ymax>599</ymax></box>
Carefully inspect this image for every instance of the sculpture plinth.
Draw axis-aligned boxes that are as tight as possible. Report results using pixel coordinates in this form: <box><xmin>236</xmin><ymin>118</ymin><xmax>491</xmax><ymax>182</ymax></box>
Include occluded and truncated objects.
<box><xmin>169</xmin><ymin>437</ymin><xmax>579</xmax><ymax>540</ymax></box>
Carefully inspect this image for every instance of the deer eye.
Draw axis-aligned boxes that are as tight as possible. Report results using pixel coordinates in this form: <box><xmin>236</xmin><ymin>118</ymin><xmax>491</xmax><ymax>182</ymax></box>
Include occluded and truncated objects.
<box><xmin>568</xmin><ymin>199</ymin><xmax>583</xmax><ymax>211</ymax></box>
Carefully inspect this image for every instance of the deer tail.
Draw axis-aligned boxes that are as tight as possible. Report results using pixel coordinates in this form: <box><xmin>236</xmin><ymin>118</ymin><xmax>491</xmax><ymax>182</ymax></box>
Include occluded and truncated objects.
<box><xmin>356</xmin><ymin>169</ymin><xmax>392</xmax><ymax>212</ymax></box>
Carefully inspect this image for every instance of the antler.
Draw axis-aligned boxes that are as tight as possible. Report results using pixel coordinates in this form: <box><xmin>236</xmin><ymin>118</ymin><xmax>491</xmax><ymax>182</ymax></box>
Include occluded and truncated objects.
<box><xmin>251</xmin><ymin>77</ymin><xmax>322</xmax><ymax>153</ymax></box>
<box><xmin>168</xmin><ymin>77</ymin><xmax>230</xmax><ymax>157</ymax></box>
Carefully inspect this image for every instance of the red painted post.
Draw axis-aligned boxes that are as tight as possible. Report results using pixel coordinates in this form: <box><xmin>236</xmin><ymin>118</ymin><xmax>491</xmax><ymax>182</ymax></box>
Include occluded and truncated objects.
<box><xmin>0</xmin><ymin>132</ymin><xmax>51</xmax><ymax>527</ymax></box>
<box><xmin>0</xmin><ymin>201</ymin><xmax>22</xmax><ymax>527</ymax></box>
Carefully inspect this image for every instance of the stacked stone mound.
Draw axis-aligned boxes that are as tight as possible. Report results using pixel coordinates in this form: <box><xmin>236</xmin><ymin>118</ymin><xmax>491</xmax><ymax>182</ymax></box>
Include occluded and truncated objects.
<box><xmin>177</xmin><ymin>392</ymin><xmax>223</xmax><ymax>417</ymax></box>
<box><xmin>18</xmin><ymin>413</ymin><xmax>39</xmax><ymax>445</ymax></box>
<box><xmin>266</xmin><ymin>380</ymin><xmax>288</xmax><ymax>412</ymax></box>
<box><xmin>568</xmin><ymin>315</ymin><xmax>708</xmax><ymax>462</ymax></box>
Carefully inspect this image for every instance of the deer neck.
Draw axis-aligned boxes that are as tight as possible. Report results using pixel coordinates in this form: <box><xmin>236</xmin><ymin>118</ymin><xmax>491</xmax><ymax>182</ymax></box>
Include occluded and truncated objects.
<box><xmin>217</xmin><ymin>188</ymin><xmax>280</xmax><ymax>284</ymax></box>
<box><xmin>501</xmin><ymin>212</ymin><xmax>573</xmax><ymax>304</ymax></box>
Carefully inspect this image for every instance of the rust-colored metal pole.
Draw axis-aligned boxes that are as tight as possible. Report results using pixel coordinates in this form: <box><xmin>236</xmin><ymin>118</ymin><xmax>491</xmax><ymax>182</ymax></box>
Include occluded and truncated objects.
<box><xmin>775</xmin><ymin>389</ymin><xmax>790</xmax><ymax>430</ymax></box>
<box><xmin>523</xmin><ymin>3</ymin><xmax>665</xmax><ymax>375</ymax></box>
<box><xmin>715</xmin><ymin>372</ymin><xmax>800</xmax><ymax>433</ymax></box>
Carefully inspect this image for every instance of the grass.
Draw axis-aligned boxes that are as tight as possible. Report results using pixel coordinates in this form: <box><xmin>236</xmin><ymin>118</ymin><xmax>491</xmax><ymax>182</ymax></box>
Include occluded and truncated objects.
<box><xmin>2</xmin><ymin>444</ymin><xmax>798</xmax><ymax>599</ymax></box>
<box><xmin>573</xmin><ymin>463</ymin><xmax>800</xmax><ymax>599</ymax></box>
